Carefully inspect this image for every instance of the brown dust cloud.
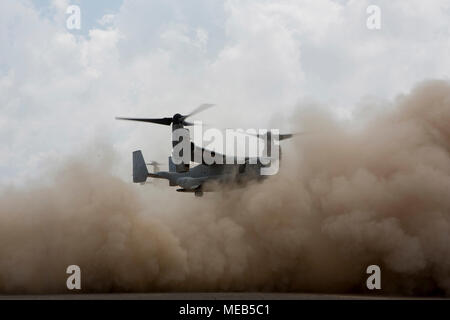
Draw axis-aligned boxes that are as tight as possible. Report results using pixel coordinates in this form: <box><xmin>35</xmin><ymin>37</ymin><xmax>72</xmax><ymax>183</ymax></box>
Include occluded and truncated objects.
<box><xmin>0</xmin><ymin>80</ymin><xmax>449</xmax><ymax>296</ymax></box>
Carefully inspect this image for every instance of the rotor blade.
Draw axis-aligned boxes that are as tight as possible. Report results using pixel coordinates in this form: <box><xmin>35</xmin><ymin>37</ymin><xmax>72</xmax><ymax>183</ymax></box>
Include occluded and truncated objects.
<box><xmin>115</xmin><ymin>117</ymin><xmax>173</xmax><ymax>126</ymax></box>
<box><xmin>281</xmin><ymin>132</ymin><xmax>309</xmax><ymax>139</ymax></box>
<box><xmin>147</xmin><ymin>161</ymin><xmax>162</xmax><ymax>165</ymax></box>
<box><xmin>279</xmin><ymin>133</ymin><xmax>294</xmax><ymax>141</ymax></box>
<box><xmin>184</xmin><ymin>103</ymin><xmax>215</xmax><ymax>119</ymax></box>
<box><xmin>245</xmin><ymin>131</ymin><xmax>308</xmax><ymax>140</ymax></box>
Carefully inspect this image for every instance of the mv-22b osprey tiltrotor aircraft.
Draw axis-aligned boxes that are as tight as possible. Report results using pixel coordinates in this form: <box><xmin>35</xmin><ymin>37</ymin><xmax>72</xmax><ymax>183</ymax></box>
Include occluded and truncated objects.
<box><xmin>116</xmin><ymin>104</ymin><xmax>295</xmax><ymax>197</ymax></box>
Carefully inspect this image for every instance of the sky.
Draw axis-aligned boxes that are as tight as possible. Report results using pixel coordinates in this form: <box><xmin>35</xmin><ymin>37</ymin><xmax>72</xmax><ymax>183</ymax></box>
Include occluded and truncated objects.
<box><xmin>1</xmin><ymin>0</ymin><xmax>449</xmax><ymax>186</ymax></box>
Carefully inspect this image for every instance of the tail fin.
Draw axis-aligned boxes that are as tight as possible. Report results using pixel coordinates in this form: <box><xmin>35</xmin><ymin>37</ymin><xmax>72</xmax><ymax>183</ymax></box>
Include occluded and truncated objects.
<box><xmin>133</xmin><ymin>150</ymin><xmax>149</xmax><ymax>183</ymax></box>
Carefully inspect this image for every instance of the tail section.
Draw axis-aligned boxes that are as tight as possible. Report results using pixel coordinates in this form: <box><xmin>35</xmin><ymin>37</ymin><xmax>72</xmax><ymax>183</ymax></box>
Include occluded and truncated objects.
<box><xmin>133</xmin><ymin>150</ymin><xmax>149</xmax><ymax>183</ymax></box>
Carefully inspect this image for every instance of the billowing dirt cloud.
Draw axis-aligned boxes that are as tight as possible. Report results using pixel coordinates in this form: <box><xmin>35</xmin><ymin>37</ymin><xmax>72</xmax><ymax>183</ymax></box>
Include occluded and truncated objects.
<box><xmin>0</xmin><ymin>80</ymin><xmax>449</xmax><ymax>296</ymax></box>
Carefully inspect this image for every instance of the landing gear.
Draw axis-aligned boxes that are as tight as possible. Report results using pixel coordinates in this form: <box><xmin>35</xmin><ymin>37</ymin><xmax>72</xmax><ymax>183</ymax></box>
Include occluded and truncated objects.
<box><xmin>195</xmin><ymin>190</ymin><xmax>204</xmax><ymax>197</ymax></box>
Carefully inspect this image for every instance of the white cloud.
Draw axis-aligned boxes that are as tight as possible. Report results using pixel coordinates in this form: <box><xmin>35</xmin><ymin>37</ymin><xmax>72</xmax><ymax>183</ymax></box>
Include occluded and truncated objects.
<box><xmin>98</xmin><ymin>14</ymin><xmax>115</xmax><ymax>26</ymax></box>
<box><xmin>1</xmin><ymin>0</ymin><xmax>449</xmax><ymax>185</ymax></box>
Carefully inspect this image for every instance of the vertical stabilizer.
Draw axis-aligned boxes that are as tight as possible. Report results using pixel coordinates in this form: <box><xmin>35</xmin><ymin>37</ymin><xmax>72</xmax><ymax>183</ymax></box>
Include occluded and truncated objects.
<box><xmin>133</xmin><ymin>150</ymin><xmax>148</xmax><ymax>183</ymax></box>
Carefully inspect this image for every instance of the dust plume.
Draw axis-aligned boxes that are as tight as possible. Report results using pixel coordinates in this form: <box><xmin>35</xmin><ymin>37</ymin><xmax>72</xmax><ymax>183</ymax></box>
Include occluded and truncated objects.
<box><xmin>0</xmin><ymin>80</ymin><xmax>449</xmax><ymax>296</ymax></box>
